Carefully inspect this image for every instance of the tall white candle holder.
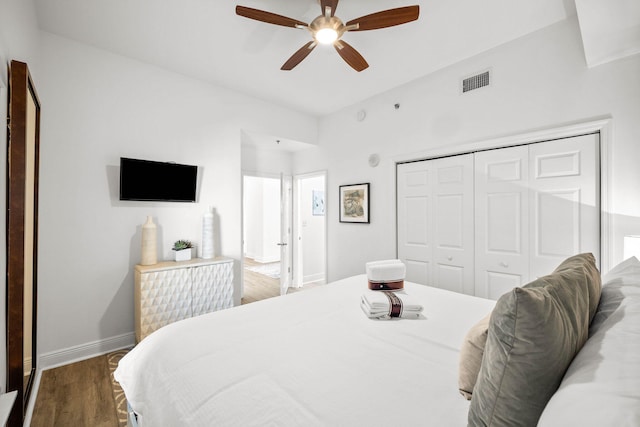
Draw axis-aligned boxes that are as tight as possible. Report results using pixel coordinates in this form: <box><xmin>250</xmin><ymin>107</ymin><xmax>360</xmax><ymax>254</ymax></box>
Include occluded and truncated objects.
<box><xmin>202</xmin><ymin>206</ymin><xmax>214</xmax><ymax>259</ymax></box>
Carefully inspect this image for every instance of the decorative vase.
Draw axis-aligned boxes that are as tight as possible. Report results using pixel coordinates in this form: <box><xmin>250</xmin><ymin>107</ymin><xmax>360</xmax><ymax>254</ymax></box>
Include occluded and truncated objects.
<box><xmin>202</xmin><ymin>206</ymin><xmax>214</xmax><ymax>259</ymax></box>
<box><xmin>141</xmin><ymin>216</ymin><xmax>157</xmax><ymax>265</ymax></box>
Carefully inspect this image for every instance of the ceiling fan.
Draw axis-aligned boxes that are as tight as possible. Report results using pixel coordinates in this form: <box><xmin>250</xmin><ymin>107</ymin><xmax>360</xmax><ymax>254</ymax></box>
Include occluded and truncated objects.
<box><xmin>236</xmin><ymin>1</ymin><xmax>420</xmax><ymax>72</ymax></box>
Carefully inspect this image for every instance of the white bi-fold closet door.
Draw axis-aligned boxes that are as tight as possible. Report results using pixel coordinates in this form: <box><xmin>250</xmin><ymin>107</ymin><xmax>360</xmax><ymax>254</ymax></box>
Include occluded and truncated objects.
<box><xmin>396</xmin><ymin>154</ymin><xmax>475</xmax><ymax>294</ymax></box>
<box><xmin>397</xmin><ymin>133</ymin><xmax>600</xmax><ymax>299</ymax></box>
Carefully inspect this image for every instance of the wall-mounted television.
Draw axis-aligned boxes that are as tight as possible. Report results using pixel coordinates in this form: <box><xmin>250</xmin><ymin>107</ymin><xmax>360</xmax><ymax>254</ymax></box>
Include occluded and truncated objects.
<box><xmin>119</xmin><ymin>157</ymin><xmax>198</xmax><ymax>202</ymax></box>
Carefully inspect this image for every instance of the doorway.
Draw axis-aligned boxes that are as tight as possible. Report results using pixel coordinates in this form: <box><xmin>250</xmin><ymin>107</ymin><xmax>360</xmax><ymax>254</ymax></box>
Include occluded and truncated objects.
<box><xmin>241</xmin><ymin>171</ymin><xmax>326</xmax><ymax>304</ymax></box>
<box><xmin>242</xmin><ymin>174</ymin><xmax>284</xmax><ymax>304</ymax></box>
<box><xmin>293</xmin><ymin>172</ymin><xmax>327</xmax><ymax>289</ymax></box>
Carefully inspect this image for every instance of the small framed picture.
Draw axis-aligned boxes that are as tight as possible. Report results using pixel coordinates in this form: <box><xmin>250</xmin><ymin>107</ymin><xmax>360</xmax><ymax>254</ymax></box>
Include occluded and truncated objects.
<box><xmin>339</xmin><ymin>183</ymin><xmax>370</xmax><ymax>223</ymax></box>
<box><xmin>312</xmin><ymin>190</ymin><xmax>325</xmax><ymax>216</ymax></box>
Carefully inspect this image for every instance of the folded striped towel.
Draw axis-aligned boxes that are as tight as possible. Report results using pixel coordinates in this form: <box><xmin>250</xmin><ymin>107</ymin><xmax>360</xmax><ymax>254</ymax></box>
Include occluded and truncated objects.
<box><xmin>360</xmin><ymin>290</ymin><xmax>423</xmax><ymax>319</ymax></box>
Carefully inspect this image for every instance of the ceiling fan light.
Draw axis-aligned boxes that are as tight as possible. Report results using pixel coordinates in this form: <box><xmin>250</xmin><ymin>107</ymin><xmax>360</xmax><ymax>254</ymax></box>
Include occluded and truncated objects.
<box><xmin>315</xmin><ymin>28</ymin><xmax>338</xmax><ymax>44</ymax></box>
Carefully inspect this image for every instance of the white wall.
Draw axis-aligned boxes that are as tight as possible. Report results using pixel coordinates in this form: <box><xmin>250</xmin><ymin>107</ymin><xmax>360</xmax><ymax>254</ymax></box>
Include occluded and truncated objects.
<box><xmin>261</xmin><ymin>179</ymin><xmax>281</xmax><ymax>263</ymax></box>
<box><xmin>241</xmin><ymin>143</ymin><xmax>294</xmax><ymax>176</ymax></box>
<box><xmin>299</xmin><ymin>176</ymin><xmax>326</xmax><ymax>284</ymax></box>
<box><xmin>36</xmin><ymin>32</ymin><xmax>317</xmax><ymax>362</ymax></box>
<box><xmin>0</xmin><ymin>0</ymin><xmax>41</xmax><ymax>394</ymax></box>
<box><xmin>243</xmin><ymin>177</ymin><xmax>262</xmax><ymax>260</ymax></box>
<box><xmin>293</xmin><ymin>16</ymin><xmax>640</xmax><ymax>282</ymax></box>
<box><xmin>0</xmin><ymin>0</ymin><xmax>41</xmax><ymax>71</ymax></box>
<box><xmin>243</xmin><ymin>176</ymin><xmax>281</xmax><ymax>263</ymax></box>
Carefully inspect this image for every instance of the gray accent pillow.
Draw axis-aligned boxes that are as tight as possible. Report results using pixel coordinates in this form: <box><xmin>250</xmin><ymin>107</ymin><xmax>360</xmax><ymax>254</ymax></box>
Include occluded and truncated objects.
<box><xmin>552</xmin><ymin>253</ymin><xmax>602</xmax><ymax>323</ymax></box>
<box><xmin>458</xmin><ymin>312</ymin><xmax>492</xmax><ymax>400</ymax></box>
<box><xmin>468</xmin><ymin>253</ymin><xmax>601</xmax><ymax>427</ymax></box>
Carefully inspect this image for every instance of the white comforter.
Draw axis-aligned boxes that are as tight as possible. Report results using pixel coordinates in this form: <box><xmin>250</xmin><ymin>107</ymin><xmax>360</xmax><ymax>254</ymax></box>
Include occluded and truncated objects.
<box><xmin>115</xmin><ymin>274</ymin><xmax>495</xmax><ymax>426</ymax></box>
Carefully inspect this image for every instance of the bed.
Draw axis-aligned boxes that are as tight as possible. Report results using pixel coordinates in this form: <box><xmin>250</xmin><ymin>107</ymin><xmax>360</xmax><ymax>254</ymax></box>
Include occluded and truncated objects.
<box><xmin>115</xmin><ymin>256</ymin><xmax>640</xmax><ymax>426</ymax></box>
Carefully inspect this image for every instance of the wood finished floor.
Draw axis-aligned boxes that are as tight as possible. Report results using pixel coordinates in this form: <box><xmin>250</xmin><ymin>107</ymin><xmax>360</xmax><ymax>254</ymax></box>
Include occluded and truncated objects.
<box><xmin>30</xmin><ymin>258</ymin><xmax>322</xmax><ymax>426</ymax></box>
<box><xmin>241</xmin><ymin>257</ymin><xmax>322</xmax><ymax>304</ymax></box>
<box><xmin>241</xmin><ymin>257</ymin><xmax>281</xmax><ymax>304</ymax></box>
<box><xmin>31</xmin><ymin>354</ymin><xmax>118</xmax><ymax>427</ymax></box>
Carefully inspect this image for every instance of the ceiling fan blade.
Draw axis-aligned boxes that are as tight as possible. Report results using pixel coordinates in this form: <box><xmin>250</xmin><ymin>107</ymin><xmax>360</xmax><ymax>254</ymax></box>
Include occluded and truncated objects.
<box><xmin>334</xmin><ymin>40</ymin><xmax>369</xmax><ymax>72</ymax></box>
<box><xmin>236</xmin><ymin>5</ymin><xmax>308</xmax><ymax>28</ymax></box>
<box><xmin>345</xmin><ymin>5</ymin><xmax>419</xmax><ymax>31</ymax></box>
<box><xmin>281</xmin><ymin>42</ymin><xmax>317</xmax><ymax>70</ymax></box>
<box><xmin>320</xmin><ymin>0</ymin><xmax>339</xmax><ymax>17</ymax></box>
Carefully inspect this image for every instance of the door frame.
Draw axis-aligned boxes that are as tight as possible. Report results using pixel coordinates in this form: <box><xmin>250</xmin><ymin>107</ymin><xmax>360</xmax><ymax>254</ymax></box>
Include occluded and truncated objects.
<box><xmin>279</xmin><ymin>173</ymin><xmax>292</xmax><ymax>295</ymax></box>
<box><xmin>292</xmin><ymin>171</ymin><xmax>328</xmax><ymax>288</ymax></box>
<box><xmin>240</xmin><ymin>172</ymin><xmax>285</xmax><ymax>298</ymax></box>
<box><xmin>394</xmin><ymin>118</ymin><xmax>612</xmax><ymax>273</ymax></box>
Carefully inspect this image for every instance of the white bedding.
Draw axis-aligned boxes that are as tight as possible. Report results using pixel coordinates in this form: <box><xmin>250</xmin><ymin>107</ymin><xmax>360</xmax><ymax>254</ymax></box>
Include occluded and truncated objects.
<box><xmin>115</xmin><ymin>274</ymin><xmax>495</xmax><ymax>426</ymax></box>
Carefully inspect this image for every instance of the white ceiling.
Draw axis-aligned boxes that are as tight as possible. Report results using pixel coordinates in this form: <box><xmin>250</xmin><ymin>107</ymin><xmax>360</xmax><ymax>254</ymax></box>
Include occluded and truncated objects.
<box><xmin>34</xmin><ymin>0</ymin><xmax>578</xmax><ymax>117</ymax></box>
<box><xmin>575</xmin><ymin>0</ymin><xmax>640</xmax><ymax>67</ymax></box>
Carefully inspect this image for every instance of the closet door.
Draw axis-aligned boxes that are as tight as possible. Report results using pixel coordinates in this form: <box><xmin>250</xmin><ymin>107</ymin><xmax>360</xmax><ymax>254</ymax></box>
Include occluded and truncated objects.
<box><xmin>528</xmin><ymin>134</ymin><xmax>600</xmax><ymax>278</ymax></box>
<box><xmin>397</xmin><ymin>154</ymin><xmax>474</xmax><ymax>293</ymax></box>
<box><xmin>398</xmin><ymin>133</ymin><xmax>600</xmax><ymax>299</ymax></box>
<box><xmin>433</xmin><ymin>155</ymin><xmax>474</xmax><ymax>294</ymax></box>
<box><xmin>397</xmin><ymin>162</ymin><xmax>432</xmax><ymax>284</ymax></box>
<box><xmin>475</xmin><ymin>146</ymin><xmax>530</xmax><ymax>299</ymax></box>
<box><xmin>475</xmin><ymin>134</ymin><xmax>600</xmax><ymax>299</ymax></box>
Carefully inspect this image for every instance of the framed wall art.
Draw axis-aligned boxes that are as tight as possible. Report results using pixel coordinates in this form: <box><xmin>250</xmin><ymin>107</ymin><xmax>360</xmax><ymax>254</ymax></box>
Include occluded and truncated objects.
<box><xmin>339</xmin><ymin>183</ymin><xmax>369</xmax><ymax>223</ymax></box>
<box><xmin>312</xmin><ymin>190</ymin><xmax>325</xmax><ymax>216</ymax></box>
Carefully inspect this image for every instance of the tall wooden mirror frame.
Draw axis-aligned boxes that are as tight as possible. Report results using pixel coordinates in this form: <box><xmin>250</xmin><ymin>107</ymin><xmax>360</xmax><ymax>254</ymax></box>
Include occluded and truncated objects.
<box><xmin>6</xmin><ymin>60</ymin><xmax>40</xmax><ymax>426</ymax></box>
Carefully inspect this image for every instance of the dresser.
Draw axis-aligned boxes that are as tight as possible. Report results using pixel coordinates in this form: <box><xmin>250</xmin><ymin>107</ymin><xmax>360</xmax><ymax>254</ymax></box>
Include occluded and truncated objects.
<box><xmin>135</xmin><ymin>257</ymin><xmax>234</xmax><ymax>342</ymax></box>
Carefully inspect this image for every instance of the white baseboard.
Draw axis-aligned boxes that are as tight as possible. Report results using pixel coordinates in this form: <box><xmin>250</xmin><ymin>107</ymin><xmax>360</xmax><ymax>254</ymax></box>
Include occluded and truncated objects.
<box><xmin>303</xmin><ymin>273</ymin><xmax>326</xmax><ymax>285</ymax></box>
<box><xmin>38</xmin><ymin>332</ymin><xmax>136</xmax><ymax>371</ymax></box>
<box><xmin>253</xmin><ymin>255</ymin><xmax>280</xmax><ymax>264</ymax></box>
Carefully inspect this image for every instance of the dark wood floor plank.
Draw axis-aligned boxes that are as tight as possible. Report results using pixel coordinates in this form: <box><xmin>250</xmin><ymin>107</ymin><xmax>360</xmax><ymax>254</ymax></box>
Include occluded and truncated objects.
<box><xmin>31</xmin><ymin>355</ymin><xmax>118</xmax><ymax>427</ymax></box>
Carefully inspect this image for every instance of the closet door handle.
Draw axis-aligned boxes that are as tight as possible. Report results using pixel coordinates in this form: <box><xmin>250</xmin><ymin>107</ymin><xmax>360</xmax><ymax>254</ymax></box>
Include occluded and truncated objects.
<box><xmin>500</xmin><ymin>261</ymin><xmax>509</xmax><ymax>268</ymax></box>
<box><xmin>447</xmin><ymin>256</ymin><xmax>453</xmax><ymax>261</ymax></box>
<box><xmin>277</xmin><ymin>242</ymin><xmax>287</xmax><ymax>246</ymax></box>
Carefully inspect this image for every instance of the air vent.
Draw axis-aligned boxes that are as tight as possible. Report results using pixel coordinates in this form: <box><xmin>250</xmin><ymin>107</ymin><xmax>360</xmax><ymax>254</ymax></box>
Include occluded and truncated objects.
<box><xmin>462</xmin><ymin>70</ymin><xmax>490</xmax><ymax>93</ymax></box>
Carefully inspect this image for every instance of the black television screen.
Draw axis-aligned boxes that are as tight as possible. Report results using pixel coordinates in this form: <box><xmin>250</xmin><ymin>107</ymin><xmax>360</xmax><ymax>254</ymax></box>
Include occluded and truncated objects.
<box><xmin>119</xmin><ymin>157</ymin><xmax>198</xmax><ymax>202</ymax></box>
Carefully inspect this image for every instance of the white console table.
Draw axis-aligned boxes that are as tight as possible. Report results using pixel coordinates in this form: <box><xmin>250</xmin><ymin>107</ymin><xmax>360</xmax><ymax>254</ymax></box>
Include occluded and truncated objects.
<box><xmin>135</xmin><ymin>257</ymin><xmax>234</xmax><ymax>342</ymax></box>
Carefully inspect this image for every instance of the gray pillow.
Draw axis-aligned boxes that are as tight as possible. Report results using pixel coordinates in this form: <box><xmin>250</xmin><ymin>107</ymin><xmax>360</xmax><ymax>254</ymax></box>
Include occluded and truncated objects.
<box><xmin>468</xmin><ymin>253</ymin><xmax>601</xmax><ymax>427</ymax></box>
<box><xmin>551</xmin><ymin>253</ymin><xmax>602</xmax><ymax>323</ymax></box>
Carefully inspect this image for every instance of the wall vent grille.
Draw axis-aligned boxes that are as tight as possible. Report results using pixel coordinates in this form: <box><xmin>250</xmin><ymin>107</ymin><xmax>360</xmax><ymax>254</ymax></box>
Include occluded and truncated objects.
<box><xmin>462</xmin><ymin>70</ymin><xmax>490</xmax><ymax>93</ymax></box>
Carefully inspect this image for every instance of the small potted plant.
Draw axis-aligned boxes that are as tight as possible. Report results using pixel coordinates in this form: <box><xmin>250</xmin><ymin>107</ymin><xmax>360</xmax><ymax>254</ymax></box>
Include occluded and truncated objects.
<box><xmin>172</xmin><ymin>239</ymin><xmax>193</xmax><ymax>262</ymax></box>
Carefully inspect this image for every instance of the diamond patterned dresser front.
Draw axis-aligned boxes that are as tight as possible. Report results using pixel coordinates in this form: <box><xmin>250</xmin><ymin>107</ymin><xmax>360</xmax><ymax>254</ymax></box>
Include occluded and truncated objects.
<box><xmin>135</xmin><ymin>257</ymin><xmax>234</xmax><ymax>342</ymax></box>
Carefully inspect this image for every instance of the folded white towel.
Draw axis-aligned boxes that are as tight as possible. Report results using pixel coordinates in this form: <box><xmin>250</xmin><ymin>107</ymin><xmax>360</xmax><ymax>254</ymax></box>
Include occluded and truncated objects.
<box><xmin>360</xmin><ymin>290</ymin><xmax>423</xmax><ymax>319</ymax></box>
<box><xmin>366</xmin><ymin>259</ymin><xmax>406</xmax><ymax>282</ymax></box>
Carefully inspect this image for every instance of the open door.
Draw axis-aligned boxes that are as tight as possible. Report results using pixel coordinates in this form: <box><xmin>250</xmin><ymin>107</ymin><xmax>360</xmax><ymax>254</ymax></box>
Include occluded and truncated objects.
<box><xmin>279</xmin><ymin>174</ymin><xmax>293</xmax><ymax>295</ymax></box>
